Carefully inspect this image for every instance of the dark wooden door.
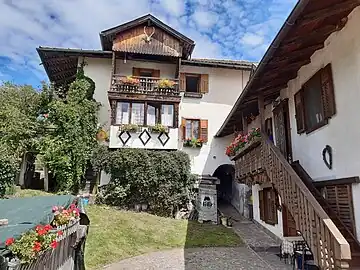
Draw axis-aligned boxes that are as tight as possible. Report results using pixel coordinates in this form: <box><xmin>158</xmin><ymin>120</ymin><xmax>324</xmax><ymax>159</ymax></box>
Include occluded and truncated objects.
<box><xmin>273</xmin><ymin>99</ymin><xmax>292</xmax><ymax>162</ymax></box>
<box><xmin>282</xmin><ymin>204</ymin><xmax>297</xmax><ymax>237</ymax></box>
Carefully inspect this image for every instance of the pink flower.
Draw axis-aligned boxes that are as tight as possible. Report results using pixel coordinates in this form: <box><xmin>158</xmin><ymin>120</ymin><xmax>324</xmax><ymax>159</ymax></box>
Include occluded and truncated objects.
<box><xmin>52</xmin><ymin>206</ymin><xmax>58</xmax><ymax>212</ymax></box>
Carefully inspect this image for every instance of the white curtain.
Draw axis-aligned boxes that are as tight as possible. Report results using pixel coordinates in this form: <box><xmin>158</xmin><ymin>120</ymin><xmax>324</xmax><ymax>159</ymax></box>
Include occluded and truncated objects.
<box><xmin>131</xmin><ymin>103</ymin><xmax>144</xmax><ymax>125</ymax></box>
<box><xmin>161</xmin><ymin>105</ymin><xmax>174</xmax><ymax>127</ymax></box>
<box><xmin>116</xmin><ymin>102</ymin><xmax>129</xmax><ymax>124</ymax></box>
<box><xmin>147</xmin><ymin>105</ymin><xmax>156</xmax><ymax>126</ymax></box>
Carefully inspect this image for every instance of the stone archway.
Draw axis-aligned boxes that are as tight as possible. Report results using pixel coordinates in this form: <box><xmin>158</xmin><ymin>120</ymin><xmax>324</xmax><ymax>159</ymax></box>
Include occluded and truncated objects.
<box><xmin>213</xmin><ymin>164</ymin><xmax>234</xmax><ymax>204</ymax></box>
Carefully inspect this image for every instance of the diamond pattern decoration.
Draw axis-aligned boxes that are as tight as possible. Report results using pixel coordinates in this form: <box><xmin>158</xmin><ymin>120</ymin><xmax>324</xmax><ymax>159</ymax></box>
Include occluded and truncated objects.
<box><xmin>119</xmin><ymin>130</ymin><xmax>131</xmax><ymax>145</ymax></box>
<box><xmin>139</xmin><ymin>129</ymin><xmax>151</xmax><ymax>146</ymax></box>
<box><xmin>158</xmin><ymin>132</ymin><xmax>170</xmax><ymax>146</ymax></box>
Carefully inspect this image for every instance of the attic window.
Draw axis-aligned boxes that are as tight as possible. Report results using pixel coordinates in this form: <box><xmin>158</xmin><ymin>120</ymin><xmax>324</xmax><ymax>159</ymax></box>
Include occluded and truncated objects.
<box><xmin>186</xmin><ymin>75</ymin><xmax>200</xmax><ymax>93</ymax></box>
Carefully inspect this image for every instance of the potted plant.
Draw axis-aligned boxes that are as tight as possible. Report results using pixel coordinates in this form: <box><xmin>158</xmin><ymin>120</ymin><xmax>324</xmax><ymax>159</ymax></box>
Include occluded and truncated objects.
<box><xmin>225</xmin><ymin>127</ymin><xmax>261</xmax><ymax>157</ymax></box>
<box><xmin>120</xmin><ymin>76</ymin><xmax>140</xmax><ymax>87</ymax></box>
<box><xmin>96</xmin><ymin>129</ymin><xmax>109</xmax><ymax>142</ymax></box>
<box><xmin>156</xmin><ymin>79</ymin><xmax>175</xmax><ymax>89</ymax></box>
<box><xmin>119</xmin><ymin>124</ymin><xmax>139</xmax><ymax>133</ymax></box>
<box><xmin>5</xmin><ymin>224</ymin><xmax>60</xmax><ymax>268</ymax></box>
<box><xmin>149</xmin><ymin>124</ymin><xmax>169</xmax><ymax>134</ymax></box>
<box><xmin>183</xmin><ymin>138</ymin><xmax>203</xmax><ymax>148</ymax></box>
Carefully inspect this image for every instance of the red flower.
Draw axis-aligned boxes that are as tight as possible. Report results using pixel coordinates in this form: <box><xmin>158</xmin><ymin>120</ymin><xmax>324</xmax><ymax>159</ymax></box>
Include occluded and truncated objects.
<box><xmin>57</xmin><ymin>231</ymin><xmax>63</xmax><ymax>236</ymax></box>
<box><xmin>44</xmin><ymin>224</ymin><xmax>53</xmax><ymax>231</ymax></box>
<box><xmin>35</xmin><ymin>225</ymin><xmax>43</xmax><ymax>231</ymax></box>
<box><xmin>33</xmin><ymin>241</ymin><xmax>42</xmax><ymax>252</ymax></box>
<box><xmin>50</xmin><ymin>240</ymin><xmax>58</xmax><ymax>249</ymax></box>
<box><xmin>37</xmin><ymin>228</ymin><xmax>47</xmax><ymax>236</ymax></box>
<box><xmin>5</xmin><ymin>238</ymin><xmax>15</xmax><ymax>246</ymax></box>
<box><xmin>69</xmin><ymin>204</ymin><xmax>76</xmax><ymax>210</ymax></box>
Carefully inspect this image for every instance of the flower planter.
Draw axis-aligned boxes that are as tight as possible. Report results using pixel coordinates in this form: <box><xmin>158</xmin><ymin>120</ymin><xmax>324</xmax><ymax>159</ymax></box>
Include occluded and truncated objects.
<box><xmin>233</xmin><ymin>136</ymin><xmax>261</xmax><ymax>158</ymax></box>
<box><xmin>7</xmin><ymin>250</ymin><xmax>52</xmax><ymax>270</ymax></box>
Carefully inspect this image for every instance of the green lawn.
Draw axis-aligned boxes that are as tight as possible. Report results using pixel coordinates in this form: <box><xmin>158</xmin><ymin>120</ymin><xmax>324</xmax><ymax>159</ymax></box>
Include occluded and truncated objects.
<box><xmin>85</xmin><ymin>205</ymin><xmax>243</xmax><ymax>269</ymax></box>
<box><xmin>12</xmin><ymin>189</ymin><xmax>243</xmax><ymax>270</ymax></box>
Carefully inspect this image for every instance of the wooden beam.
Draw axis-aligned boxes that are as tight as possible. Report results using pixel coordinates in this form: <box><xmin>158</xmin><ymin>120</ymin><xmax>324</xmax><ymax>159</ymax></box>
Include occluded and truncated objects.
<box><xmin>301</xmin><ymin>0</ymin><xmax>360</xmax><ymax>25</ymax></box>
<box><xmin>313</xmin><ymin>176</ymin><xmax>360</xmax><ymax>188</ymax></box>
<box><xmin>51</xmin><ymin>68</ymin><xmax>77</xmax><ymax>78</ymax></box>
<box><xmin>258</xmin><ymin>94</ymin><xmax>265</xmax><ymax>130</ymax></box>
<box><xmin>271</xmin><ymin>44</ymin><xmax>324</xmax><ymax>63</ymax></box>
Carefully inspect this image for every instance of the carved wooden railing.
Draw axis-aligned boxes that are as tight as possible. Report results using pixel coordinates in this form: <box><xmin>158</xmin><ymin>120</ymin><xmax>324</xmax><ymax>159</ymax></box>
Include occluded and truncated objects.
<box><xmin>111</xmin><ymin>75</ymin><xmax>179</xmax><ymax>95</ymax></box>
<box><xmin>233</xmin><ymin>134</ymin><xmax>352</xmax><ymax>269</ymax></box>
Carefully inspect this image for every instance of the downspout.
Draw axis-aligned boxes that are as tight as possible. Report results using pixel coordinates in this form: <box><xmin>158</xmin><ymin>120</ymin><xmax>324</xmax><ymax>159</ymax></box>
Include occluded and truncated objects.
<box><xmin>215</xmin><ymin>0</ymin><xmax>310</xmax><ymax>137</ymax></box>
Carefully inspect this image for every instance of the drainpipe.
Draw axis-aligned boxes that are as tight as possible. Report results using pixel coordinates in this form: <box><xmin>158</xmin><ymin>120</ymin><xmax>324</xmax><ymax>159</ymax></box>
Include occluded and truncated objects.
<box><xmin>215</xmin><ymin>0</ymin><xmax>310</xmax><ymax>137</ymax></box>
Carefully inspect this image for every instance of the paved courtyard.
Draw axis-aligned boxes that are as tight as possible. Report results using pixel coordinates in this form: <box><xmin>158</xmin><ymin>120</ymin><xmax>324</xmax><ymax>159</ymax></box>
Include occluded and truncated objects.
<box><xmin>103</xmin><ymin>204</ymin><xmax>293</xmax><ymax>270</ymax></box>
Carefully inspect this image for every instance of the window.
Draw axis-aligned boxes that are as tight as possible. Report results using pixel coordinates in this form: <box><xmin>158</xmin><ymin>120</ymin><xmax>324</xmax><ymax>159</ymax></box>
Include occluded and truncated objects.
<box><xmin>161</xmin><ymin>104</ymin><xmax>174</xmax><ymax>127</ymax></box>
<box><xmin>179</xmin><ymin>73</ymin><xmax>209</xmax><ymax>96</ymax></box>
<box><xmin>295</xmin><ymin>64</ymin><xmax>336</xmax><ymax>134</ymax></box>
<box><xmin>259</xmin><ymin>188</ymin><xmax>278</xmax><ymax>225</ymax></box>
<box><xmin>133</xmin><ymin>68</ymin><xmax>160</xmax><ymax>78</ymax></box>
<box><xmin>116</xmin><ymin>102</ymin><xmax>130</xmax><ymax>125</ymax></box>
<box><xmin>115</xmin><ymin>101</ymin><xmax>175</xmax><ymax>127</ymax></box>
<box><xmin>181</xmin><ymin>118</ymin><xmax>208</xmax><ymax>142</ymax></box>
<box><xmin>185</xmin><ymin>119</ymin><xmax>200</xmax><ymax>139</ymax></box>
<box><xmin>185</xmin><ymin>75</ymin><xmax>200</xmax><ymax>93</ymax></box>
<box><xmin>131</xmin><ymin>103</ymin><xmax>144</xmax><ymax>125</ymax></box>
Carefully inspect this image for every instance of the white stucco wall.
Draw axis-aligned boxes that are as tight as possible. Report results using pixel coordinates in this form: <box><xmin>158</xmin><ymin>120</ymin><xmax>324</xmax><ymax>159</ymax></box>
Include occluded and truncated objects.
<box><xmin>252</xmin><ymin>184</ymin><xmax>284</xmax><ymax>239</ymax></box>
<box><xmin>116</xmin><ymin>59</ymin><xmax>176</xmax><ymax>79</ymax></box>
<box><xmin>179</xmin><ymin>65</ymin><xmax>250</xmax><ymax>175</ymax></box>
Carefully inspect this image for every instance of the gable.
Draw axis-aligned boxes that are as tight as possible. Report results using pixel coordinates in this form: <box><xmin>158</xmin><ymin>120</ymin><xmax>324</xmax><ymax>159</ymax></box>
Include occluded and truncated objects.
<box><xmin>112</xmin><ymin>25</ymin><xmax>182</xmax><ymax>57</ymax></box>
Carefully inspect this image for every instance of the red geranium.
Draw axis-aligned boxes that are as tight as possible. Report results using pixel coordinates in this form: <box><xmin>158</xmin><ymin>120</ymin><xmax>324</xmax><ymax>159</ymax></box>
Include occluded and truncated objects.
<box><xmin>33</xmin><ymin>241</ymin><xmax>42</xmax><ymax>252</ymax></box>
<box><xmin>5</xmin><ymin>237</ymin><xmax>14</xmax><ymax>246</ymax></box>
<box><xmin>50</xmin><ymin>240</ymin><xmax>58</xmax><ymax>249</ymax></box>
<box><xmin>57</xmin><ymin>231</ymin><xmax>63</xmax><ymax>236</ymax></box>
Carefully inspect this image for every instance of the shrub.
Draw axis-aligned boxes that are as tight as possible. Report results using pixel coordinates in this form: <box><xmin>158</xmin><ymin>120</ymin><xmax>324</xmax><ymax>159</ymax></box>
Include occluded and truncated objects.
<box><xmin>93</xmin><ymin>148</ymin><xmax>195</xmax><ymax>217</ymax></box>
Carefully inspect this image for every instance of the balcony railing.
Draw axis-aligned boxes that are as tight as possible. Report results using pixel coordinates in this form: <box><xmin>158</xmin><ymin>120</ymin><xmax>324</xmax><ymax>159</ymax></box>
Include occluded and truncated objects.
<box><xmin>233</xmin><ymin>134</ymin><xmax>351</xmax><ymax>269</ymax></box>
<box><xmin>111</xmin><ymin>75</ymin><xmax>179</xmax><ymax>96</ymax></box>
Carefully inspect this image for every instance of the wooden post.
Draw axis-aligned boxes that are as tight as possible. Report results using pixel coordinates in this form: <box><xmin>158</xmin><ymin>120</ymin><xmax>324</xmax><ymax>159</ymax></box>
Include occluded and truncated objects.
<box><xmin>242</xmin><ymin>112</ymin><xmax>248</xmax><ymax>134</ymax></box>
<box><xmin>18</xmin><ymin>153</ymin><xmax>27</xmax><ymax>188</ymax></box>
<box><xmin>258</xmin><ymin>94</ymin><xmax>265</xmax><ymax>131</ymax></box>
<box><xmin>44</xmin><ymin>166</ymin><xmax>49</xmax><ymax>192</ymax></box>
<box><xmin>110</xmin><ymin>51</ymin><xmax>116</xmax><ymax>89</ymax></box>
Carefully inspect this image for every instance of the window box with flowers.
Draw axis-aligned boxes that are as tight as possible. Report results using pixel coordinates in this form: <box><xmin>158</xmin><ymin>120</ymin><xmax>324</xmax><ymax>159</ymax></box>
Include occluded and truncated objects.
<box><xmin>5</xmin><ymin>204</ymin><xmax>80</xmax><ymax>270</ymax></box>
<box><xmin>156</xmin><ymin>79</ymin><xmax>177</xmax><ymax>94</ymax></box>
<box><xmin>119</xmin><ymin>76</ymin><xmax>140</xmax><ymax>92</ymax></box>
<box><xmin>225</xmin><ymin>128</ymin><xmax>261</xmax><ymax>158</ymax></box>
<box><xmin>149</xmin><ymin>124</ymin><xmax>169</xmax><ymax>134</ymax></box>
<box><xmin>183</xmin><ymin>138</ymin><xmax>203</xmax><ymax>148</ymax></box>
<box><xmin>119</xmin><ymin>124</ymin><xmax>139</xmax><ymax>133</ymax></box>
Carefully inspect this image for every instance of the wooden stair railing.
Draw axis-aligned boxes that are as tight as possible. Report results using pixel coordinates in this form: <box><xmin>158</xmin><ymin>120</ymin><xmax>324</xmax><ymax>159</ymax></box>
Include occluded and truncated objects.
<box><xmin>260</xmin><ymin>133</ymin><xmax>351</xmax><ymax>269</ymax></box>
<box><xmin>292</xmin><ymin>161</ymin><xmax>360</xmax><ymax>268</ymax></box>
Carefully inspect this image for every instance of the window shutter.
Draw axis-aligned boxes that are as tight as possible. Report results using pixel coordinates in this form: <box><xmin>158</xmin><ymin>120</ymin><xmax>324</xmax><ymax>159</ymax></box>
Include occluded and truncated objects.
<box><xmin>294</xmin><ymin>89</ymin><xmax>306</xmax><ymax>134</ymax></box>
<box><xmin>200</xmin><ymin>74</ymin><xmax>209</xmax><ymax>93</ymax></box>
<box><xmin>199</xmin><ymin>119</ymin><xmax>208</xmax><ymax>143</ymax></box>
<box><xmin>179</xmin><ymin>73</ymin><xmax>186</xmax><ymax>92</ymax></box>
<box><xmin>259</xmin><ymin>190</ymin><xmax>265</xmax><ymax>221</ymax></box>
<box><xmin>152</xmin><ymin>69</ymin><xmax>160</xmax><ymax>78</ymax></box>
<box><xmin>320</xmin><ymin>64</ymin><xmax>336</xmax><ymax>119</ymax></box>
<box><xmin>181</xmin><ymin>118</ymin><xmax>186</xmax><ymax>140</ymax></box>
<box><xmin>269</xmin><ymin>189</ymin><xmax>278</xmax><ymax>225</ymax></box>
<box><xmin>132</xmin><ymin>68</ymin><xmax>140</xmax><ymax>77</ymax></box>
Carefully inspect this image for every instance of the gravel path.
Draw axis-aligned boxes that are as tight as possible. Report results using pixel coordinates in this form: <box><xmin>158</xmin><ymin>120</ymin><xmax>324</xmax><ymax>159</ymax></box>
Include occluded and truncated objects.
<box><xmin>102</xmin><ymin>247</ymin><xmax>272</xmax><ymax>270</ymax></box>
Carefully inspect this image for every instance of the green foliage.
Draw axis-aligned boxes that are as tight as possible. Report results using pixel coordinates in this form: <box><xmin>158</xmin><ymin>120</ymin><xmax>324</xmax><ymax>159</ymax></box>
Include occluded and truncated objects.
<box><xmin>93</xmin><ymin>148</ymin><xmax>196</xmax><ymax>217</ymax></box>
<box><xmin>39</xmin><ymin>78</ymin><xmax>100</xmax><ymax>192</ymax></box>
<box><xmin>0</xmin><ymin>82</ymin><xmax>41</xmax><ymax>196</ymax></box>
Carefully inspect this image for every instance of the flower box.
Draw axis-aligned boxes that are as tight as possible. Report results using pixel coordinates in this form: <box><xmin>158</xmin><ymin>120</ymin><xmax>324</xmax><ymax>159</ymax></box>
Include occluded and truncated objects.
<box><xmin>226</xmin><ymin>128</ymin><xmax>261</xmax><ymax>157</ymax></box>
<box><xmin>149</xmin><ymin>124</ymin><xmax>169</xmax><ymax>134</ymax></box>
<box><xmin>233</xmin><ymin>136</ymin><xmax>261</xmax><ymax>159</ymax></box>
<box><xmin>183</xmin><ymin>138</ymin><xmax>203</xmax><ymax>148</ymax></box>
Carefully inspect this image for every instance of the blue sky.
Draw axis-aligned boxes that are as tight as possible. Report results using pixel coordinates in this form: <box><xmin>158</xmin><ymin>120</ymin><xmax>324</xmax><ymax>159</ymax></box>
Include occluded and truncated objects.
<box><xmin>0</xmin><ymin>0</ymin><xmax>297</xmax><ymax>88</ymax></box>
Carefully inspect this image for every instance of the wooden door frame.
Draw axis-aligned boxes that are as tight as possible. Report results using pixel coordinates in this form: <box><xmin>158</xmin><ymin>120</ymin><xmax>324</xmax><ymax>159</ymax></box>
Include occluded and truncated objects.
<box><xmin>273</xmin><ymin>98</ymin><xmax>293</xmax><ymax>162</ymax></box>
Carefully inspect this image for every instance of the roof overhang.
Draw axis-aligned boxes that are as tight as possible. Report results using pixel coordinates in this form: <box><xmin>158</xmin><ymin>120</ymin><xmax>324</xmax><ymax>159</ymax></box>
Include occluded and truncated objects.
<box><xmin>182</xmin><ymin>59</ymin><xmax>256</xmax><ymax>70</ymax></box>
<box><xmin>99</xmin><ymin>14</ymin><xmax>195</xmax><ymax>59</ymax></box>
<box><xmin>37</xmin><ymin>47</ymin><xmax>112</xmax><ymax>85</ymax></box>
<box><xmin>216</xmin><ymin>0</ymin><xmax>360</xmax><ymax>137</ymax></box>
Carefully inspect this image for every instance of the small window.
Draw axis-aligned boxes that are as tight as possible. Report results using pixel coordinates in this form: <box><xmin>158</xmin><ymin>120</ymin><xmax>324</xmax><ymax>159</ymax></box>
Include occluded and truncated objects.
<box><xmin>131</xmin><ymin>103</ymin><xmax>145</xmax><ymax>125</ymax></box>
<box><xmin>185</xmin><ymin>75</ymin><xmax>200</xmax><ymax>93</ymax></box>
<box><xmin>294</xmin><ymin>64</ymin><xmax>336</xmax><ymax>134</ymax></box>
<box><xmin>140</xmin><ymin>71</ymin><xmax>153</xmax><ymax>77</ymax></box>
<box><xmin>161</xmin><ymin>104</ymin><xmax>174</xmax><ymax>127</ymax></box>
<box><xmin>185</xmin><ymin>119</ymin><xmax>200</xmax><ymax>139</ymax></box>
<box><xmin>116</xmin><ymin>102</ymin><xmax>130</xmax><ymax>124</ymax></box>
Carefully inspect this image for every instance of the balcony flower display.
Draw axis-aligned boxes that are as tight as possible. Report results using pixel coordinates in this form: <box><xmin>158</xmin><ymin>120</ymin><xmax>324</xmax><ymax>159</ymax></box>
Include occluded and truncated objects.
<box><xmin>5</xmin><ymin>224</ymin><xmax>60</xmax><ymax>264</ymax></box>
<box><xmin>120</xmin><ymin>76</ymin><xmax>140</xmax><ymax>87</ymax></box>
<box><xmin>52</xmin><ymin>204</ymin><xmax>80</xmax><ymax>227</ymax></box>
<box><xmin>149</xmin><ymin>124</ymin><xmax>169</xmax><ymax>134</ymax></box>
<box><xmin>119</xmin><ymin>124</ymin><xmax>139</xmax><ymax>133</ymax></box>
<box><xmin>156</xmin><ymin>79</ymin><xmax>175</xmax><ymax>89</ymax></box>
<box><xmin>183</xmin><ymin>138</ymin><xmax>203</xmax><ymax>148</ymax></box>
<box><xmin>225</xmin><ymin>128</ymin><xmax>261</xmax><ymax>157</ymax></box>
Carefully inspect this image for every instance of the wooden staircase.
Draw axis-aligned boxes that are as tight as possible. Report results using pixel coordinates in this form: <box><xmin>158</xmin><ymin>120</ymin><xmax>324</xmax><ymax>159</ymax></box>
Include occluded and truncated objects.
<box><xmin>233</xmin><ymin>134</ymin><xmax>352</xmax><ymax>269</ymax></box>
<box><xmin>292</xmin><ymin>161</ymin><xmax>360</xmax><ymax>269</ymax></box>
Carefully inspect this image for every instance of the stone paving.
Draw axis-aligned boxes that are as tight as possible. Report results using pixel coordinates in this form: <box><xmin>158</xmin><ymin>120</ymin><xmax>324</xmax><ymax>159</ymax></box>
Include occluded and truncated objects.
<box><xmin>102</xmin><ymin>204</ymin><xmax>294</xmax><ymax>270</ymax></box>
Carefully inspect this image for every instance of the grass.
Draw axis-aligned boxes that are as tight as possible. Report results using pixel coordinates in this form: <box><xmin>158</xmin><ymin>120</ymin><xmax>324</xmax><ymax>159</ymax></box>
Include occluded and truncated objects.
<box><xmin>11</xmin><ymin>189</ymin><xmax>243</xmax><ymax>270</ymax></box>
<box><xmin>85</xmin><ymin>205</ymin><xmax>243</xmax><ymax>269</ymax></box>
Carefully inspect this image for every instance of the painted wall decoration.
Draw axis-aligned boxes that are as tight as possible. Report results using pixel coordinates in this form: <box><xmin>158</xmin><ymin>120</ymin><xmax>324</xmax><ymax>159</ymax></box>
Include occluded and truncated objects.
<box><xmin>322</xmin><ymin>145</ymin><xmax>333</xmax><ymax>170</ymax></box>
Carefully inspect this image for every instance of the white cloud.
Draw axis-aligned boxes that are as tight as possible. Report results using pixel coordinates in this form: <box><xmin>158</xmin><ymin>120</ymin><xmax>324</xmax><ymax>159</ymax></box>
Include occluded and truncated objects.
<box><xmin>240</xmin><ymin>33</ymin><xmax>264</xmax><ymax>46</ymax></box>
<box><xmin>0</xmin><ymin>0</ymin><xmax>297</xmax><ymax>84</ymax></box>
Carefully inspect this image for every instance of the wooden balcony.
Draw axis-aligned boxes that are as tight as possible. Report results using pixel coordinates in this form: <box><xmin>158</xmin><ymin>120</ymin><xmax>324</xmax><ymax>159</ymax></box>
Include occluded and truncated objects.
<box><xmin>110</xmin><ymin>75</ymin><xmax>180</xmax><ymax>96</ymax></box>
<box><xmin>233</xmin><ymin>134</ymin><xmax>351</xmax><ymax>269</ymax></box>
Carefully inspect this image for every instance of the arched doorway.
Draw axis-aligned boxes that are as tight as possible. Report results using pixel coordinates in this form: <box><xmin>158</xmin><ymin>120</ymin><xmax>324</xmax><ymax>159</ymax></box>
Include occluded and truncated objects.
<box><xmin>213</xmin><ymin>164</ymin><xmax>234</xmax><ymax>204</ymax></box>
